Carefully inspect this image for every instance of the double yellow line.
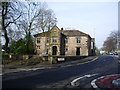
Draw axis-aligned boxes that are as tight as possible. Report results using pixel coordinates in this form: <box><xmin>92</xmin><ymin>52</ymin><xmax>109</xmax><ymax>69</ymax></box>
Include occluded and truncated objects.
<box><xmin>61</xmin><ymin>56</ymin><xmax>99</xmax><ymax>67</ymax></box>
<box><xmin>77</xmin><ymin>56</ymin><xmax>99</xmax><ymax>65</ymax></box>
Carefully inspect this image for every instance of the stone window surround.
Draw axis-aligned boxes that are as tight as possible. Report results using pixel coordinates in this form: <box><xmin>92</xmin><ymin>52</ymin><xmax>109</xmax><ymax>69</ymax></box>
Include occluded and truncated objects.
<box><xmin>36</xmin><ymin>45</ymin><xmax>40</xmax><ymax>49</ymax></box>
<box><xmin>65</xmin><ymin>46</ymin><xmax>68</xmax><ymax>52</ymax></box>
<box><xmin>46</xmin><ymin>38</ymin><xmax>49</xmax><ymax>43</ymax></box>
<box><xmin>52</xmin><ymin>37</ymin><xmax>57</xmax><ymax>43</ymax></box>
<box><xmin>36</xmin><ymin>38</ymin><xmax>41</xmax><ymax>44</ymax></box>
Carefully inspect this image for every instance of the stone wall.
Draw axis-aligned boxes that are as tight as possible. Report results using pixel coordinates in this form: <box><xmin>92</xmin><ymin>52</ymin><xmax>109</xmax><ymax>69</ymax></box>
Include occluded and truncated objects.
<box><xmin>2</xmin><ymin>55</ymin><xmax>87</xmax><ymax>64</ymax></box>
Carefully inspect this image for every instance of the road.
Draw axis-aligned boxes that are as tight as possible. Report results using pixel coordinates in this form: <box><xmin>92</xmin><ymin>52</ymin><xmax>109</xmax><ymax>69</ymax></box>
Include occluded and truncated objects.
<box><xmin>2</xmin><ymin>55</ymin><xmax>120</xmax><ymax>89</ymax></box>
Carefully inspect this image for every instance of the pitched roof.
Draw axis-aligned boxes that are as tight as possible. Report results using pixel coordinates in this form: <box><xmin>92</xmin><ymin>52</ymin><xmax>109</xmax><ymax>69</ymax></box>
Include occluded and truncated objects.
<box><xmin>62</xmin><ymin>30</ymin><xmax>88</xmax><ymax>36</ymax></box>
<box><xmin>34</xmin><ymin>31</ymin><xmax>50</xmax><ymax>37</ymax></box>
<box><xmin>34</xmin><ymin>26</ymin><xmax>90</xmax><ymax>37</ymax></box>
<box><xmin>34</xmin><ymin>25</ymin><xmax>60</xmax><ymax>37</ymax></box>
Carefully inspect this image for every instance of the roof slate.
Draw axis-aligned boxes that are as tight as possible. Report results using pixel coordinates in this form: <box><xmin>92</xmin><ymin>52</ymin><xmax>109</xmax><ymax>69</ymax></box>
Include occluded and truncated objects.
<box><xmin>34</xmin><ymin>26</ymin><xmax>89</xmax><ymax>37</ymax></box>
<box><xmin>34</xmin><ymin>31</ymin><xmax>50</xmax><ymax>37</ymax></box>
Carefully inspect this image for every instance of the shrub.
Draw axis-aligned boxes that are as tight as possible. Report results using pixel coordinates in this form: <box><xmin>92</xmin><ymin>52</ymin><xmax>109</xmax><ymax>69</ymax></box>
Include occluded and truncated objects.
<box><xmin>20</xmin><ymin>57</ymin><xmax>43</xmax><ymax>66</ymax></box>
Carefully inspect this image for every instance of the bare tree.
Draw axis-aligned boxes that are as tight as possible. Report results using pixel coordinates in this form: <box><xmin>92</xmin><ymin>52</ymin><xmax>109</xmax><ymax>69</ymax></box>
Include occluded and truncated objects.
<box><xmin>17</xmin><ymin>2</ymin><xmax>41</xmax><ymax>35</ymax></box>
<box><xmin>36</xmin><ymin>3</ymin><xmax>57</xmax><ymax>32</ymax></box>
<box><xmin>0</xmin><ymin>2</ymin><xmax>22</xmax><ymax>51</ymax></box>
<box><xmin>8</xmin><ymin>27</ymin><xmax>24</xmax><ymax>43</ymax></box>
<box><xmin>46</xmin><ymin>9</ymin><xmax>57</xmax><ymax>31</ymax></box>
<box><xmin>102</xmin><ymin>31</ymin><xmax>119</xmax><ymax>52</ymax></box>
<box><xmin>16</xmin><ymin>2</ymin><xmax>44</xmax><ymax>53</ymax></box>
<box><xmin>17</xmin><ymin>2</ymin><xmax>57</xmax><ymax>34</ymax></box>
<box><xmin>103</xmin><ymin>37</ymin><xmax>115</xmax><ymax>52</ymax></box>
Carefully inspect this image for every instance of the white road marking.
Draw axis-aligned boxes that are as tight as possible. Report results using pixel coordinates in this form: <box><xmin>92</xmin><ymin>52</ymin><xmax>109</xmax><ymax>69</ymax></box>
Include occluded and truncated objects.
<box><xmin>91</xmin><ymin>79</ymin><xmax>98</xmax><ymax>89</ymax></box>
<box><xmin>71</xmin><ymin>73</ymin><xmax>98</xmax><ymax>86</ymax></box>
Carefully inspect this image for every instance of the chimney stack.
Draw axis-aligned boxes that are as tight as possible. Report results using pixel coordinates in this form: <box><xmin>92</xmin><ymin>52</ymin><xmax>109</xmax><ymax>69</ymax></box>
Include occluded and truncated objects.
<box><xmin>61</xmin><ymin>28</ymin><xmax>63</xmax><ymax>30</ymax></box>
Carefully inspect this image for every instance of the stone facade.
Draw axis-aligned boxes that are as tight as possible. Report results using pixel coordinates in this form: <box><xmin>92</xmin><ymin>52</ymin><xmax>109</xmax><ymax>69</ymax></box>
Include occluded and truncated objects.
<box><xmin>34</xmin><ymin>25</ymin><xmax>95</xmax><ymax>56</ymax></box>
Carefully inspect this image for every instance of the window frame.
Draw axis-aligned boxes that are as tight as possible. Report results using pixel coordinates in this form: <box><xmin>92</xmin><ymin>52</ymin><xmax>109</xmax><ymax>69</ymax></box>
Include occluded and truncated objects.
<box><xmin>47</xmin><ymin>38</ymin><xmax>49</xmax><ymax>43</ymax></box>
<box><xmin>52</xmin><ymin>38</ymin><xmax>57</xmax><ymax>43</ymax></box>
<box><xmin>76</xmin><ymin>38</ymin><xmax>81</xmax><ymax>43</ymax></box>
<box><xmin>36</xmin><ymin>38</ymin><xmax>41</xmax><ymax>44</ymax></box>
<box><xmin>65</xmin><ymin>37</ymin><xmax>68</xmax><ymax>43</ymax></box>
<box><xmin>36</xmin><ymin>45</ymin><xmax>40</xmax><ymax>49</ymax></box>
<box><xmin>65</xmin><ymin>47</ymin><xmax>68</xmax><ymax>52</ymax></box>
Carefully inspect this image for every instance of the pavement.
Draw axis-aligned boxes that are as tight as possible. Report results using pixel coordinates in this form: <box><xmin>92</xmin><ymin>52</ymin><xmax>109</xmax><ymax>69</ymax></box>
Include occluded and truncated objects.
<box><xmin>2</xmin><ymin>56</ymin><xmax>98</xmax><ymax>74</ymax></box>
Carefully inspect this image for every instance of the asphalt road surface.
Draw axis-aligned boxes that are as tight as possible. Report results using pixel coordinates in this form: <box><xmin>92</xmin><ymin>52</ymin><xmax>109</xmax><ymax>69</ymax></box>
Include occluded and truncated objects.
<box><xmin>2</xmin><ymin>55</ymin><xmax>120</xmax><ymax>89</ymax></box>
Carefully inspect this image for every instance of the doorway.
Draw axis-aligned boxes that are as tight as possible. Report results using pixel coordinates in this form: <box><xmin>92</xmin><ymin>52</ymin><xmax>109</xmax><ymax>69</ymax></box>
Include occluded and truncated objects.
<box><xmin>52</xmin><ymin>46</ymin><xmax>57</xmax><ymax>55</ymax></box>
<box><xmin>76</xmin><ymin>47</ymin><xmax>80</xmax><ymax>55</ymax></box>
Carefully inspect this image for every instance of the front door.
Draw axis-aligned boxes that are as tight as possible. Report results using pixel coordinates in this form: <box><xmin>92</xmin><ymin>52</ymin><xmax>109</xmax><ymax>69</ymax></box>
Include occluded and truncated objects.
<box><xmin>76</xmin><ymin>47</ymin><xmax>80</xmax><ymax>55</ymax></box>
<box><xmin>52</xmin><ymin>46</ymin><xmax>57</xmax><ymax>55</ymax></box>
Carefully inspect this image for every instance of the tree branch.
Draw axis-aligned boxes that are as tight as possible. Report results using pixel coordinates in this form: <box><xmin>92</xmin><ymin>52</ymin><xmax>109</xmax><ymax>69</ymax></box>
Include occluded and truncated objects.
<box><xmin>5</xmin><ymin>14</ymin><xmax>21</xmax><ymax>28</ymax></box>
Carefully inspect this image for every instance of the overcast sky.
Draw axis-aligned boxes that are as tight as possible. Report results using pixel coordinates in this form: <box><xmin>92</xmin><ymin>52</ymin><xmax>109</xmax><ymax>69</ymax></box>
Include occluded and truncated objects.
<box><xmin>46</xmin><ymin>1</ymin><xmax>118</xmax><ymax>49</ymax></box>
<box><xmin>1</xmin><ymin>0</ymin><xmax>119</xmax><ymax>49</ymax></box>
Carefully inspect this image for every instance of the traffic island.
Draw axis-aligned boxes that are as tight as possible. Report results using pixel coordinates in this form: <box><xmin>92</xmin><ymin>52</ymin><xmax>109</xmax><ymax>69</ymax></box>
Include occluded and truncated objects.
<box><xmin>91</xmin><ymin>74</ymin><xmax>120</xmax><ymax>89</ymax></box>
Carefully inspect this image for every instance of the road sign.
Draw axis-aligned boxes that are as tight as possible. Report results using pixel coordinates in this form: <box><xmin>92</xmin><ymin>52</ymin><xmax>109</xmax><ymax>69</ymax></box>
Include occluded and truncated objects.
<box><xmin>57</xmin><ymin>58</ymin><xmax>65</xmax><ymax>61</ymax></box>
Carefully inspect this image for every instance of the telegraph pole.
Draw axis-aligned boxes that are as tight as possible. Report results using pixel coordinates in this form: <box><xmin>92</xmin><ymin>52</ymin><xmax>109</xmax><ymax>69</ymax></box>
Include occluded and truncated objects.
<box><xmin>118</xmin><ymin>1</ymin><xmax>120</xmax><ymax>59</ymax></box>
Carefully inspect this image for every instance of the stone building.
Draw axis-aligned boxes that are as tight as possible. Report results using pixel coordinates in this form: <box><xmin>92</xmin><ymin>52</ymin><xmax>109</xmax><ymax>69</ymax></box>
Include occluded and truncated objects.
<box><xmin>34</xmin><ymin>25</ymin><xmax>95</xmax><ymax>56</ymax></box>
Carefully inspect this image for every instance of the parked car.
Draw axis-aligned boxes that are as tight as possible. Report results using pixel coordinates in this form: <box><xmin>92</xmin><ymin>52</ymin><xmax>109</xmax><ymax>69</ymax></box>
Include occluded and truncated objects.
<box><xmin>113</xmin><ymin>52</ymin><xmax>118</xmax><ymax>55</ymax></box>
<box><xmin>108</xmin><ymin>52</ymin><xmax>114</xmax><ymax>55</ymax></box>
<box><xmin>108</xmin><ymin>52</ymin><xmax>118</xmax><ymax>55</ymax></box>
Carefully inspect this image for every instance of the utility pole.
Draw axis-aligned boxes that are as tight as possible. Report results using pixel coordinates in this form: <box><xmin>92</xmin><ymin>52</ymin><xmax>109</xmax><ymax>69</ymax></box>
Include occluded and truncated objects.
<box><xmin>118</xmin><ymin>1</ymin><xmax>120</xmax><ymax>59</ymax></box>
